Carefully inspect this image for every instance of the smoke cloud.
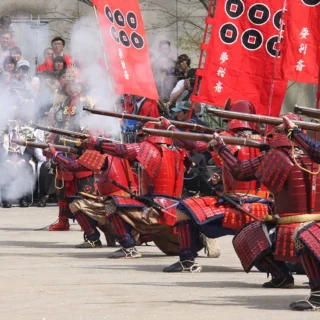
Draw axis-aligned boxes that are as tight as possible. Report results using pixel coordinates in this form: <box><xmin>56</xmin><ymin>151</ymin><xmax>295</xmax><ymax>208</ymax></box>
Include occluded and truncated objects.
<box><xmin>0</xmin><ymin>10</ymin><xmax>125</xmax><ymax>202</ymax></box>
<box><xmin>70</xmin><ymin>15</ymin><xmax>121</xmax><ymax>138</ymax></box>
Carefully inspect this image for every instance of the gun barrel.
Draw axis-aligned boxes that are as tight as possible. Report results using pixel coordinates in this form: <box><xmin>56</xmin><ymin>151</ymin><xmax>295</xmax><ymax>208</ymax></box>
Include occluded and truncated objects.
<box><xmin>83</xmin><ymin>107</ymin><xmax>216</xmax><ymax>133</ymax></box>
<box><xmin>207</xmin><ymin>108</ymin><xmax>320</xmax><ymax>131</ymax></box>
<box><xmin>142</xmin><ymin>128</ymin><xmax>267</xmax><ymax>149</ymax></box>
<box><xmin>35</xmin><ymin>123</ymin><xmax>117</xmax><ymax>143</ymax></box>
<box><xmin>294</xmin><ymin>105</ymin><xmax>320</xmax><ymax>118</ymax></box>
<box><xmin>35</xmin><ymin>124</ymin><xmax>89</xmax><ymax>139</ymax></box>
<box><xmin>12</xmin><ymin>139</ymin><xmax>80</xmax><ymax>154</ymax></box>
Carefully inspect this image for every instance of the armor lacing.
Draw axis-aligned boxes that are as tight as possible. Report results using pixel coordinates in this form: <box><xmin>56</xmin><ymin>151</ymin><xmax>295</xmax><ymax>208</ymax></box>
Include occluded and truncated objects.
<box><xmin>304</xmin><ymin>291</ymin><xmax>320</xmax><ymax>310</ymax></box>
<box><xmin>290</xmin><ymin>141</ymin><xmax>320</xmax><ymax>175</ymax></box>
<box><xmin>121</xmin><ymin>247</ymin><xmax>142</xmax><ymax>258</ymax></box>
<box><xmin>180</xmin><ymin>260</ymin><xmax>202</xmax><ymax>273</ymax></box>
<box><xmin>85</xmin><ymin>239</ymin><xmax>101</xmax><ymax>248</ymax></box>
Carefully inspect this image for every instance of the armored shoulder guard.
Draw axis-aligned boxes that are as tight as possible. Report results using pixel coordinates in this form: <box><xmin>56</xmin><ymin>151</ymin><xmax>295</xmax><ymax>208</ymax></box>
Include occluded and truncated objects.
<box><xmin>255</xmin><ymin>149</ymin><xmax>294</xmax><ymax>194</ymax></box>
<box><xmin>78</xmin><ymin>150</ymin><xmax>108</xmax><ymax>173</ymax></box>
<box><xmin>136</xmin><ymin>141</ymin><xmax>162</xmax><ymax>178</ymax></box>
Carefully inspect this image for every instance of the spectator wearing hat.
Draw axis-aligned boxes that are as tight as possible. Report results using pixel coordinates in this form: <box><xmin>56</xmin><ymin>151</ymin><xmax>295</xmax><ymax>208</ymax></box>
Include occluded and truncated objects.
<box><xmin>16</xmin><ymin>59</ymin><xmax>31</xmax><ymax>82</ymax></box>
<box><xmin>10</xmin><ymin>59</ymin><xmax>38</xmax><ymax>120</ymax></box>
<box><xmin>171</xmin><ymin>101</ymin><xmax>207</xmax><ymax>127</ymax></box>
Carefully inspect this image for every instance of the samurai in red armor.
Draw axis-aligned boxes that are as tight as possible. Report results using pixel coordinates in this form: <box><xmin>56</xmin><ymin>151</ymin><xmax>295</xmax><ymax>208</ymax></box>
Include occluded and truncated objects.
<box><xmin>47</xmin><ymin>144</ymin><xmax>134</xmax><ymax>248</ymax></box>
<box><xmin>48</xmin><ymin>67</ymin><xmax>95</xmax><ymax>231</ymax></box>
<box><xmin>211</xmin><ymin>113</ymin><xmax>320</xmax><ymax>311</ymax></box>
<box><xmin>86</xmin><ymin>134</ymin><xmax>190</xmax><ymax>258</ymax></box>
<box><xmin>162</xmin><ymin>100</ymin><xmax>271</xmax><ymax>273</ymax></box>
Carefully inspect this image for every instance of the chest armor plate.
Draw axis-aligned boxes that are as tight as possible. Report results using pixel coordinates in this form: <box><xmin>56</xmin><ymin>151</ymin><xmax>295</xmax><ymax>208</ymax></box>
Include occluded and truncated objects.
<box><xmin>223</xmin><ymin>144</ymin><xmax>268</xmax><ymax>195</ymax></box>
<box><xmin>140</xmin><ymin>146</ymin><xmax>184</xmax><ymax>198</ymax></box>
<box><xmin>95</xmin><ymin>157</ymin><xmax>137</xmax><ymax>196</ymax></box>
<box><xmin>274</xmin><ymin>153</ymin><xmax>320</xmax><ymax>215</ymax></box>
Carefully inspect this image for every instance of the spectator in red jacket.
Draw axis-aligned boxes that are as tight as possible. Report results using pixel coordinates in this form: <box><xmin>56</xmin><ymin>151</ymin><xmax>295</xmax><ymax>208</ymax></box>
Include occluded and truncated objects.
<box><xmin>37</xmin><ymin>37</ymin><xmax>73</xmax><ymax>73</ymax></box>
<box><xmin>37</xmin><ymin>48</ymin><xmax>54</xmax><ymax>73</ymax></box>
<box><xmin>132</xmin><ymin>95</ymin><xmax>160</xmax><ymax>118</ymax></box>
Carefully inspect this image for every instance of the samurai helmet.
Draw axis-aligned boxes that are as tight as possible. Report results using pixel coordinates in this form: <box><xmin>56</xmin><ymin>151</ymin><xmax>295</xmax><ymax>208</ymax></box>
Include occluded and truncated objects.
<box><xmin>145</xmin><ymin>136</ymin><xmax>173</xmax><ymax>146</ymax></box>
<box><xmin>64</xmin><ymin>66</ymin><xmax>82</xmax><ymax>84</ymax></box>
<box><xmin>225</xmin><ymin>99</ymin><xmax>260</xmax><ymax>133</ymax></box>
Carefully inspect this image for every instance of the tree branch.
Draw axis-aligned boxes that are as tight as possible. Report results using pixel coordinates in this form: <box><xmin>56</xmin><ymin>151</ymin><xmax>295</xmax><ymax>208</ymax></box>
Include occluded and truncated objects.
<box><xmin>198</xmin><ymin>0</ymin><xmax>210</xmax><ymax>11</ymax></box>
<box><xmin>78</xmin><ymin>0</ymin><xmax>93</xmax><ymax>6</ymax></box>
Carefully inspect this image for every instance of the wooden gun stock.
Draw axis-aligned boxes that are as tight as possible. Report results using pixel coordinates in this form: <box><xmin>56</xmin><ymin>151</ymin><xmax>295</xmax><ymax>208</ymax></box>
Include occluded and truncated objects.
<box><xmin>11</xmin><ymin>139</ymin><xmax>81</xmax><ymax>155</ymax></box>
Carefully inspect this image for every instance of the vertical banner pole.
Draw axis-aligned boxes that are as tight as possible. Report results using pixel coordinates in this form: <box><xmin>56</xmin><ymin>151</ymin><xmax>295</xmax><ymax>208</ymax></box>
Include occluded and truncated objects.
<box><xmin>188</xmin><ymin>0</ymin><xmax>215</xmax><ymax>121</ymax></box>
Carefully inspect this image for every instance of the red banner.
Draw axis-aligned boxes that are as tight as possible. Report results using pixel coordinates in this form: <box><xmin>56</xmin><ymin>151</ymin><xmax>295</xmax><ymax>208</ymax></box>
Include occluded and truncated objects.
<box><xmin>195</xmin><ymin>0</ymin><xmax>288</xmax><ymax>116</ymax></box>
<box><xmin>93</xmin><ymin>0</ymin><xmax>158</xmax><ymax>100</ymax></box>
<box><xmin>281</xmin><ymin>1</ymin><xmax>320</xmax><ymax>84</ymax></box>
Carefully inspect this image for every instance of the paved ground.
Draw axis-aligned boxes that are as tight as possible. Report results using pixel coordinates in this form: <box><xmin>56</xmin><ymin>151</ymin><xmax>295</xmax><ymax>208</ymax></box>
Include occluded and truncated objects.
<box><xmin>0</xmin><ymin>207</ymin><xmax>318</xmax><ymax>320</ymax></box>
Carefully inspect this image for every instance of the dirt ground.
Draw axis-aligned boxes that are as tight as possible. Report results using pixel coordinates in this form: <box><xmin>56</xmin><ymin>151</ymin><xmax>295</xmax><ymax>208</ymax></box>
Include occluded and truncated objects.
<box><xmin>0</xmin><ymin>207</ymin><xmax>318</xmax><ymax>320</ymax></box>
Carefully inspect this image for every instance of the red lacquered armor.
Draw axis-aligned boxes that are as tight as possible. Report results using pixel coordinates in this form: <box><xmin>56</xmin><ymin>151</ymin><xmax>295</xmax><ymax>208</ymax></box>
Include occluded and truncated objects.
<box><xmin>211</xmin><ymin>131</ymin><xmax>238</xmax><ymax>167</ymax></box>
<box><xmin>223</xmin><ymin>135</ymin><xmax>269</xmax><ymax>197</ymax></box>
<box><xmin>95</xmin><ymin>156</ymin><xmax>137</xmax><ymax>196</ymax></box>
<box><xmin>225</xmin><ymin>100</ymin><xmax>260</xmax><ymax>133</ymax></box>
<box><xmin>259</xmin><ymin>151</ymin><xmax>320</xmax><ymax>262</ymax></box>
<box><xmin>274</xmin><ymin>154</ymin><xmax>320</xmax><ymax>215</ymax></box>
<box><xmin>140</xmin><ymin>146</ymin><xmax>184</xmax><ymax>198</ymax></box>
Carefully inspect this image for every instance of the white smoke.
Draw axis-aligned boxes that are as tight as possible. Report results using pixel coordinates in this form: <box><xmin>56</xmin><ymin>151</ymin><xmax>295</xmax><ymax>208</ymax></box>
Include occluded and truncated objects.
<box><xmin>0</xmin><ymin>159</ymin><xmax>34</xmax><ymax>203</ymax></box>
<box><xmin>0</xmin><ymin>17</ymin><xmax>51</xmax><ymax>203</ymax></box>
<box><xmin>70</xmin><ymin>15</ymin><xmax>121</xmax><ymax>139</ymax></box>
<box><xmin>0</xmin><ymin>11</ymin><xmax>125</xmax><ymax>202</ymax></box>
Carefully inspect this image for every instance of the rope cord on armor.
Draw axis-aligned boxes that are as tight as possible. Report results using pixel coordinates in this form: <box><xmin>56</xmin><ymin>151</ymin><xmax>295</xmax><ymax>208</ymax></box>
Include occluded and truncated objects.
<box><xmin>304</xmin><ymin>291</ymin><xmax>320</xmax><ymax>310</ymax></box>
<box><xmin>231</xmin><ymin>175</ymin><xmax>251</xmax><ymax>199</ymax></box>
<box><xmin>290</xmin><ymin>141</ymin><xmax>320</xmax><ymax>175</ymax></box>
<box><xmin>175</xmin><ymin>157</ymin><xmax>198</xmax><ymax>180</ymax></box>
<box><xmin>54</xmin><ymin>166</ymin><xmax>65</xmax><ymax>190</ymax></box>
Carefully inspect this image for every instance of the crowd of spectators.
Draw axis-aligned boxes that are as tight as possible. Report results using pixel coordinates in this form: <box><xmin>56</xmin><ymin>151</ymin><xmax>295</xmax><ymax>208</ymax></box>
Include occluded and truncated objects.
<box><xmin>0</xmin><ymin>14</ymin><xmax>219</xmax><ymax>208</ymax></box>
<box><xmin>122</xmin><ymin>40</ymin><xmax>206</xmax><ymax>126</ymax></box>
<box><xmin>0</xmin><ymin>15</ymin><xmax>76</xmax><ymax>208</ymax></box>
